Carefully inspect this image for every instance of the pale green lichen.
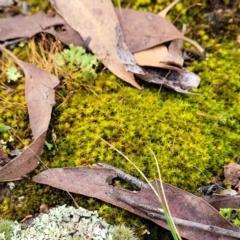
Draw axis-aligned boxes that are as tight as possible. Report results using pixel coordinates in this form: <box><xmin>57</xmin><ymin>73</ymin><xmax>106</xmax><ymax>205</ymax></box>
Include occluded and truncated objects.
<box><xmin>0</xmin><ymin>205</ymin><xmax>137</xmax><ymax>240</ymax></box>
<box><xmin>0</xmin><ymin>219</ymin><xmax>19</xmax><ymax>240</ymax></box>
<box><xmin>6</xmin><ymin>66</ymin><xmax>23</xmax><ymax>82</ymax></box>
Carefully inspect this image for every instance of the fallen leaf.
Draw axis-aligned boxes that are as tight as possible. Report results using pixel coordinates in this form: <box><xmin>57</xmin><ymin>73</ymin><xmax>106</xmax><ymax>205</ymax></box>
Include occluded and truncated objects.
<box><xmin>133</xmin><ymin>45</ymin><xmax>183</xmax><ymax>70</ymax></box>
<box><xmin>133</xmin><ymin>1</ymin><xmax>185</xmax><ymax>69</ymax></box>
<box><xmin>115</xmin><ymin>8</ymin><xmax>204</xmax><ymax>55</ymax></box>
<box><xmin>156</xmin><ymin>0</ymin><xmax>184</xmax><ymax>67</ymax></box>
<box><xmin>161</xmin><ymin>38</ymin><xmax>184</xmax><ymax>67</ymax></box>
<box><xmin>115</xmin><ymin>24</ymin><xmax>200</xmax><ymax>94</ymax></box>
<box><xmin>0</xmin><ymin>46</ymin><xmax>59</xmax><ymax>181</ymax></box>
<box><xmin>204</xmin><ymin>195</ymin><xmax>240</xmax><ymax>210</ymax></box>
<box><xmin>33</xmin><ymin>166</ymin><xmax>239</xmax><ymax>239</ymax></box>
<box><xmin>141</xmin><ymin>66</ymin><xmax>200</xmax><ymax>93</ymax></box>
<box><xmin>49</xmin><ymin>0</ymin><xmax>141</xmax><ymax>89</ymax></box>
<box><xmin>0</xmin><ymin>12</ymin><xmax>63</xmax><ymax>42</ymax></box>
<box><xmin>19</xmin><ymin>62</ymin><xmax>58</xmax><ymax>139</ymax></box>
<box><xmin>44</xmin><ymin>23</ymin><xmax>83</xmax><ymax>46</ymax></box>
<box><xmin>115</xmin><ymin>8</ymin><xmax>183</xmax><ymax>53</ymax></box>
<box><xmin>0</xmin><ymin>133</ymin><xmax>46</xmax><ymax>181</ymax></box>
<box><xmin>0</xmin><ymin>12</ymin><xmax>83</xmax><ymax>47</ymax></box>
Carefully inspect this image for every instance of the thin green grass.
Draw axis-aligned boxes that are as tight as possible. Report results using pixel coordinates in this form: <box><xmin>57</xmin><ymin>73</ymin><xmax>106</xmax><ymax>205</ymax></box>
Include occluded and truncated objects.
<box><xmin>100</xmin><ymin>137</ymin><xmax>182</xmax><ymax>240</ymax></box>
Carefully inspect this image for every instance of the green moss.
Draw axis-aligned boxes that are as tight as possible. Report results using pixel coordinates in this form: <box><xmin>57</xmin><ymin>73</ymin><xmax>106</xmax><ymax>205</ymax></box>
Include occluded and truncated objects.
<box><xmin>25</xmin><ymin>0</ymin><xmax>53</xmax><ymax>14</ymax></box>
<box><xmin>50</xmin><ymin>76</ymin><xmax>239</xmax><ymax>191</ymax></box>
<box><xmin>0</xmin><ymin>54</ymin><xmax>29</xmax><ymax>151</ymax></box>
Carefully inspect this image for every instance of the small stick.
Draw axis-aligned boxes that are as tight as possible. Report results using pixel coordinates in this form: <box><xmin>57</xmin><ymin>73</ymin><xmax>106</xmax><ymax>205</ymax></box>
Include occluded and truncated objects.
<box><xmin>110</xmin><ymin>187</ymin><xmax>240</xmax><ymax>238</ymax></box>
<box><xmin>95</xmin><ymin>163</ymin><xmax>148</xmax><ymax>189</ymax></box>
<box><xmin>110</xmin><ymin>187</ymin><xmax>164</xmax><ymax>213</ymax></box>
<box><xmin>146</xmin><ymin>211</ymin><xmax>240</xmax><ymax>239</ymax></box>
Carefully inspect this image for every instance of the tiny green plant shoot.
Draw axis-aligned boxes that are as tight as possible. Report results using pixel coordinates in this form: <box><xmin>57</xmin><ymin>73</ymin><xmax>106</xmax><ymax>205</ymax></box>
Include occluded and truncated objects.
<box><xmin>0</xmin><ymin>122</ymin><xmax>12</xmax><ymax>151</ymax></box>
<box><xmin>55</xmin><ymin>44</ymin><xmax>98</xmax><ymax>81</ymax></box>
<box><xmin>0</xmin><ymin>125</ymin><xmax>11</xmax><ymax>133</ymax></box>
<box><xmin>6</xmin><ymin>66</ymin><xmax>23</xmax><ymax>82</ymax></box>
<box><xmin>100</xmin><ymin>137</ymin><xmax>182</xmax><ymax>240</ymax></box>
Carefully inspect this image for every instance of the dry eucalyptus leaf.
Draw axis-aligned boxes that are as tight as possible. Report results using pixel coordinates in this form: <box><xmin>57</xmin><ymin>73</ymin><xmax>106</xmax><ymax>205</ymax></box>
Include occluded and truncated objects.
<box><xmin>0</xmin><ymin>133</ymin><xmax>46</xmax><ymax>181</ymax></box>
<box><xmin>161</xmin><ymin>39</ymin><xmax>184</xmax><ymax>67</ymax></box>
<box><xmin>134</xmin><ymin>45</ymin><xmax>182</xmax><ymax>70</ymax></box>
<box><xmin>115</xmin><ymin>8</ymin><xmax>204</xmax><ymax>55</ymax></box>
<box><xmin>20</xmin><ymin>62</ymin><xmax>59</xmax><ymax>139</ymax></box>
<box><xmin>0</xmin><ymin>46</ymin><xmax>59</xmax><ymax>182</ymax></box>
<box><xmin>115</xmin><ymin>8</ymin><xmax>184</xmax><ymax>53</ymax></box>
<box><xmin>0</xmin><ymin>12</ymin><xmax>83</xmax><ymax>47</ymax></box>
<box><xmin>0</xmin><ymin>12</ymin><xmax>63</xmax><ymax>41</ymax></box>
<box><xmin>33</xmin><ymin>166</ymin><xmax>239</xmax><ymax>240</ymax></box>
<box><xmin>115</xmin><ymin>24</ymin><xmax>145</xmax><ymax>75</ymax></box>
<box><xmin>204</xmin><ymin>194</ymin><xmax>240</xmax><ymax>210</ymax></box>
<box><xmin>115</xmin><ymin>24</ymin><xmax>200</xmax><ymax>94</ymax></box>
<box><xmin>49</xmin><ymin>0</ymin><xmax>141</xmax><ymax>89</ymax></box>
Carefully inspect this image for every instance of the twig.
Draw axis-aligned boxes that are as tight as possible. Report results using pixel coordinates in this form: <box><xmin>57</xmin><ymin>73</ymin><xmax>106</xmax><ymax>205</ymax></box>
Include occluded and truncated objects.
<box><xmin>147</xmin><ymin>211</ymin><xmax>240</xmax><ymax>239</ymax></box>
<box><xmin>95</xmin><ymin>163</ymin><xmax>148</xmax><ymax>189</ymax></box>
<box><xmin>110</xmin><ymin>187</ymin><xmax>164</xmax><ymax>213</ymax></box>
<box><xmin>110</xmin><ymin>188</ymin><xmax>240</xmax><ymax>239</ymax></box>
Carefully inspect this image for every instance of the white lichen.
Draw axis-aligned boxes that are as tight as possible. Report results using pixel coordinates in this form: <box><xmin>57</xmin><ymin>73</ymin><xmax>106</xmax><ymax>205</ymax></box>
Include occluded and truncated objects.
<box><xmin>0</xmin><ymin>205</ymin><xmax>138</xmax><ymax>240</ymax></box>
<box><xmin>7</xmin><ymin>182</ymin><xmax>15</xmax><ymax>190</ymax></box>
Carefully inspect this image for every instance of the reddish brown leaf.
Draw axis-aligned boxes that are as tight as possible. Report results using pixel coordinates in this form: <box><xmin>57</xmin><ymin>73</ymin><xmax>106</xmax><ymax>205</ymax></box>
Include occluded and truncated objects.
<box><xmin>133</xmin><ymin>45</ymin><xmax>182</xmax><ymax>70</ymax></box>
<box><xmin>0</xmin><ymin>12</ymin><xmax>83</xmax><ymax>46</ymax></box>
<box><xmin>0</xmin><ymin>46</ymin><xmax>59</xmax><ymax>181</ymax></box>
<box><xmin>115</xmin><ymin>24</ymin><xmax>200</xmax><ymax>94</ymax></box>
<box><xmin>49</xmin><ymin>0</ymin><xmax>141</xmax><ymax>89</ymax></box>
<box><xmin>0</xmin><ymin>132</ymin><xmax>46</xmax><ymax>181</ymax></box>
<box><xmin>115</xmin><ymin>8</ymin><xmax>204</xmax><ymax>55</ymax></box>
<box><xmin>43</xmin><ymin>23</ymin><xmax>83</xmax><ymax>46</ymax></box>
<box><xmin>18</xmin><ymin>61</ymin><xmax>59</xmax><ymax>139</ymax></box>
<box><xmin>161</xmin><ymin>39</ymin><xmax>184</xmax><ymax>66</ymax></box>
<box><xmin>204</xmin><ymin>195</ymin><xmax>240</xmax><ymax>210</ymax></box>
<box><xmin>0</xmin><ymin>12</ymin><xmax>63</xmax><ymax>41</ymax></box>
<box><xmin>33</xmin><ymin>167</ymin><xmax>238</xmax><ymax>239</ymax></box>
<box><xmin>115</xmin><ymin>8</ymin><xmax>184</xmax><ymax>53</ymax></box>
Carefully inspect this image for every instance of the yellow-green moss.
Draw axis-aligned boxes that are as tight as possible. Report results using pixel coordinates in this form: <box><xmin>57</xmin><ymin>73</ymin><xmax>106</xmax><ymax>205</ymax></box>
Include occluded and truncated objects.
<box><xmin>0</xmin><ymin>54</ymin><xmax>29</xmax><ymax>151</ymax></box>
